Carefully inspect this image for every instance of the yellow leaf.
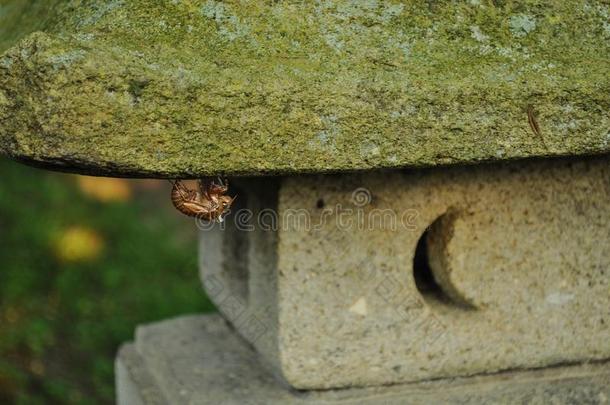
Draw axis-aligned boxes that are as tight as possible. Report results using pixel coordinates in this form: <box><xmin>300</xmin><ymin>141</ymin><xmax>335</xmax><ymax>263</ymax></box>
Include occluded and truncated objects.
<box><xmin>135</xmin><ymin>179</ymin><xmax>165</xmax><ymax>191</ymax></box>
<box><xmin>77</xmin><ymin>176</ymin><xmax>132</xmax><ymax>202</ymax></box>
<box><xmin>54</xmin><ymin>226</ymin><xmax>104</xmax><ymax>263</ymax></box>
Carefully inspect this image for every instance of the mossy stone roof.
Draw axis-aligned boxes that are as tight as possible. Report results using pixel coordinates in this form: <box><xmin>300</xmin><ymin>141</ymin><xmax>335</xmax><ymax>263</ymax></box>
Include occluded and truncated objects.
<box><xmin>0</xmin><ymin>1</ymin><xmax>608</xmax><ymax>177</ymax></box>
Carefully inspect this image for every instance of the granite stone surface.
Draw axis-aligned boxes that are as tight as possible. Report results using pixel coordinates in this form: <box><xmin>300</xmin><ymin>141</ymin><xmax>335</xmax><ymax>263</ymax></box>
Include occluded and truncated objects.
<box><xmin>199</xmin><ymin>155</ymin><xmax>610</xmax><ymax>389</ymax></box>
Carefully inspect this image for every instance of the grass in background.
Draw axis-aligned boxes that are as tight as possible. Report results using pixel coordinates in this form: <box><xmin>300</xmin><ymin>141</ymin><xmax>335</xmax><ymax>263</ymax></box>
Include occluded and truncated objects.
<box><xmin>0</xmin><ymin>158</ymin><xmax>214</xmax><ymax>404</ymax></box>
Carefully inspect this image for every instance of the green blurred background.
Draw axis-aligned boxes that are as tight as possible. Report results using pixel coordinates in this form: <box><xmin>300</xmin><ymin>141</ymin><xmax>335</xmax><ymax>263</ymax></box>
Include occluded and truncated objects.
<box><xmin>0</xmin><ymin>157</ymin><xmax>214</xmax><ymax>404</ymax></box>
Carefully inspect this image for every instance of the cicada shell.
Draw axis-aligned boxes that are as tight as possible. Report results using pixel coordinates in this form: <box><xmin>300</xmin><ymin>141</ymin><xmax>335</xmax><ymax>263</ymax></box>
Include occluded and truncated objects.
<box><xmin>170</xmin><ymin>179</ymin><xmax>234</xmax><ymax>222</ymax></box>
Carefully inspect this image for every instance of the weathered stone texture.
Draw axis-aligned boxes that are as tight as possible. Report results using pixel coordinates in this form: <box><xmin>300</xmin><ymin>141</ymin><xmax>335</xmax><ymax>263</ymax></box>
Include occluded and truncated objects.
<box><xmin>199</xmin><ymin>155</ymin><xmax>610</xmax><ymax>389</ymax></box>
<box><xmin>116</xmin><ymin>314</ymin><xmax>610</xmax><ymax>404</ymax></box>
<box><xmin>1</xmin><ymin>1</ymin><xmax>609</xmax><ymax>176</ymax></box>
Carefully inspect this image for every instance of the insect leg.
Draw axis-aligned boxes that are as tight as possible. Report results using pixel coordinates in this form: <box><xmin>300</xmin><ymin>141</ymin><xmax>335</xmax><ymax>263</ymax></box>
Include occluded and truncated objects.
<box><xmin>210</xmin><ymin>177</ymin><xmax>229</xmax><ymax>194</ymax></box>
<box><xmin>197</xmin><ymin>179</ymin><xmax>211</xmax><ymax>200</ymax></box>
<box><xmin>227</xmin><ymin>194</ymin><xmax>236</xmax><ymax>209</ymax></box>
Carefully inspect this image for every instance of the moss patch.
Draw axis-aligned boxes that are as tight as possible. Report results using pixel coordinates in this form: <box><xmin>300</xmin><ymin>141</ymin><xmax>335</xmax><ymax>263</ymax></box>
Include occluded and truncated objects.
<box><xmin>0</xmin><ymin>0</ymin><xmax>609</xmax><ymax>177</ymax></box>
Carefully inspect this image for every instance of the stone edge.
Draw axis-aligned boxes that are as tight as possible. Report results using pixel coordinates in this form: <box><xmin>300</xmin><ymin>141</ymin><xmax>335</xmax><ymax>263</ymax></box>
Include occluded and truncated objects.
<box><xmin>116</xmin><ymin>343</ymin><xmax>168</xmax><ymax>405</ymax></box>
<box><xmin>116</xmin><ymin>314</ymin><xmax>610</xmax><ymax>404</ymax></box>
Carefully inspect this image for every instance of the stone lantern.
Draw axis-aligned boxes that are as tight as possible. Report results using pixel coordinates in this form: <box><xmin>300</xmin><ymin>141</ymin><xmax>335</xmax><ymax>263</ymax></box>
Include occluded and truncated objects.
<box><xmin>1</xmin><ymin>1</ymin><xmax>609</xmax><ymax>403</ymax></box>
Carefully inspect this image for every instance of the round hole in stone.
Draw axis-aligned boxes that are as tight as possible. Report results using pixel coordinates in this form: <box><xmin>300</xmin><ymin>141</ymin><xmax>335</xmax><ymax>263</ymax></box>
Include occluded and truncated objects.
<box><xmin>413</xmin><ymin>213</ymin><xmax>476</xmax><ymax>310</ymax></box>
<box><xmin>316</xmin><ymin>198</ymin><xmax>325</xmax><ymax>209</ymax></box>
<box><xmin>413</xmin><ymin>227</ymin><xmax>445</xmax><ymax>301</ymax></box>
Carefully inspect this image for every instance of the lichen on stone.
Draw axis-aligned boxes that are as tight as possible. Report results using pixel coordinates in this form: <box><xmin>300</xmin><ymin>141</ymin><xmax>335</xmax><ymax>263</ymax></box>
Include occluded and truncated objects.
<box><xmin>509</xmin><ymin>14</ymin><xmax>537</xmax><ymax>37</ymax></box>
<box><xmin>0</xmin><ymin>0</ymin><xmax>608</xmax><ymax>177</ymax></box>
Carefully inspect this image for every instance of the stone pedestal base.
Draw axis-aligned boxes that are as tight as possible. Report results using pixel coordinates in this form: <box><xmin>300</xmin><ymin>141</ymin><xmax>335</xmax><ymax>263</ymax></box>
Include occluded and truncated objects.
<box><xmin>116</xmin><ymin>314</ymin><xmax>610</xmax><ymax>404</ymax></box>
